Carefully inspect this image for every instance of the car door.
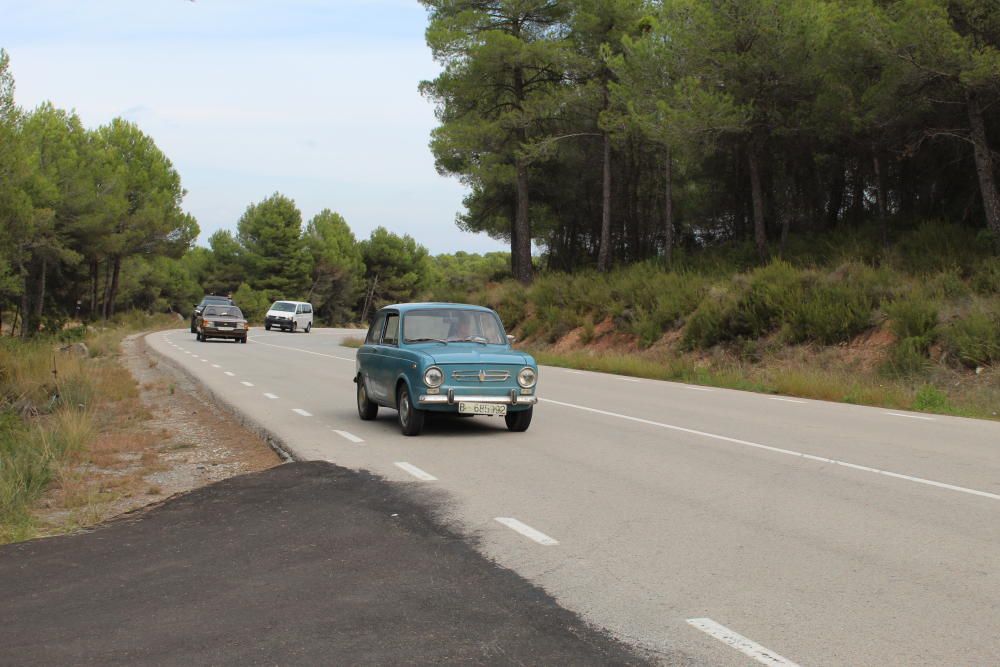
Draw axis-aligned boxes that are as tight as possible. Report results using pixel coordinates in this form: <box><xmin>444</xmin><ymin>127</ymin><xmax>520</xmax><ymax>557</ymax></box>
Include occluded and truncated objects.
<box><xmin>358</xmin><ymin>312</ymin><xmax>386</xmax><ymax>401</ymax></box>
<box><xmin>303</xmin><ymin>303</ymin><xmax>313</xmax><ymax>329</ymax></box>
<box><xmin>372</xmin><ymin>312</ymin><xmax>400</xmax><ymax>403</ymax></box>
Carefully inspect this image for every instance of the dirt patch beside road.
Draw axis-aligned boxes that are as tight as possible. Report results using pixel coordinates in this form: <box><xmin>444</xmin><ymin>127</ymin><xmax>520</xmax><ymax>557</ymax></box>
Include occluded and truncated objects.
<box><xmin>31</xmin><ymin>331</ymin><xmax>280</xmax><ymax>535</ymax></box>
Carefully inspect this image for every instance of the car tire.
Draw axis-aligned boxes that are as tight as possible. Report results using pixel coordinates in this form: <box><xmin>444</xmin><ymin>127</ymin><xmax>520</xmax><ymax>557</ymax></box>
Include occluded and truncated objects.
<box><xmin>396</xmin><ymin>384</ymin><xmax>424</xmax><ymax>436</ymax></box>
<box><xmin>305</xmin><ymin>323</ymin><xmax>311</xmax><ymax>333</ymax></box>
<box><xmin>505</xmin><ymin>407</ymin><xmax>533</xmax><ymax>432</ymax></box>
<box><xmin>265</xmin><ymin>323</ymin><xmax>271</xmax><ymax>331</ymax></box>
<box><xmin>196</xmin><ymin>332</ymin><xmax>202</xmax><ymax>342</ymax></box>
<box><xmin>240</xmin><ymin>337</ymin><xmax>247</xmax><ymax>344</ymax></box>
<box><xmin>357</xmin><ymin>376</ymin><xmax>378</xmax><ymax>420</ymax></box>
<box><xmin>291</xmin><ymin>322</ymin><xmax>297</xmax><ymax>333</ymax></box>
<box><xmin>190</xmin><ymin>322</ymin><xmax>196</xmax><ymax>334</ymax></box>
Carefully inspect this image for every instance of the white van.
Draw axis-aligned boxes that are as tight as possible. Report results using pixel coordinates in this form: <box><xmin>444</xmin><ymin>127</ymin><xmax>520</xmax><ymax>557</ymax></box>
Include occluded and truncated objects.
<box><xmin>264</xmin><ymin>300</ymin><xmax>313</xmax><ymax>333</ymax></box>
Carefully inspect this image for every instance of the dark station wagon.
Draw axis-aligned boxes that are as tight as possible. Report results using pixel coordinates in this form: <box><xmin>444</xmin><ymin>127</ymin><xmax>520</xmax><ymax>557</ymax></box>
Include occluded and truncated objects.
<box><xmin>354</xmin><ymin>303</ymin><xmax>538</xmax><ymax>435</ymax></box>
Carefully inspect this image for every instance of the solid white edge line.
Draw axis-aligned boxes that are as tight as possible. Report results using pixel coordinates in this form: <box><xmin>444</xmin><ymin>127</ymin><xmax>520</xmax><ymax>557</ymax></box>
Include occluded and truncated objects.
<box><xmin>494</xmin><ymin>518</ymin><xmax>559</xmax><ymax>546</ymax></box>
<box><xmin>224</xmin><ymin>371</ymin><xmax>235</xmax><ymax>377</ymax></box>
<box><xmin>247</xmin><ymin>338</ymin><xmax>354</xmax><ymax>362</ymax></box>
<box><xmin>240</xmin><ymin>381</ymin><xmax>254</xmax><ymax>387</ymax></box>
<box><xmin>263</xmin><ymin>393</ymin><xmax>279</xmax><ymax>399</ymax></box>
<box><xmin>292</xmin><ymin>408</ymin><xmax>312</xmax><ymax>417</ymax></box>
<box><xmin>687</xmin><ymin>618</ymin><xmax>800</xmax><ymax>667</ymax></box>
<box><xmin>616</xmin><ymin>377</ymin><xmax>641</xmax><ymax>383</ymax></box>
<box><xmin>394</xmin><ymin>462</ymin><xmax>436</xmax><ymax>481</ymax></box>
<box><xmin>769</xmin><ymin>397</ymin><xmax>806</xmax><ymax>404</ymax></box>
<box><xmin>685</xmin><ymin>385</ymin><xmax>713</xmax><ymax>392</ymax></box>
<box><xmin>334</xmin><ymin>430</ymin><xmax>365</xmax><ymax>444</ymax></box>
<box><xmin>538</xmin><ymin>397</ymin><xmax>1000</xmax><ymax>502</ymax></box>
<box><xmin>885</xmin><ymin>411</ymin><xmax>935</xmax><ymax>421</ymax></box>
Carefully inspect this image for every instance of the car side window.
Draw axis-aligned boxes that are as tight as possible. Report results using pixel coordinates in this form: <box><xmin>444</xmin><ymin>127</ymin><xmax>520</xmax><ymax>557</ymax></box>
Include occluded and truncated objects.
<box><xmin>295</xmin><ymin>305</ymin><xmax>302</xmax><ymax>314</ymax></box>
<box><xmin>304</xmin><ymin>304</ymin><xmax>312</xmax><ymax>314</ymax></box>
<box><xmin>382</xmin><ymin>314</ymin><xmax>399</xmax><ymax>346</ymax></box>
<box><xmin>366</xmin><ymin>313</ymin><xmax>386</xmax><ymax>344</ymax></box>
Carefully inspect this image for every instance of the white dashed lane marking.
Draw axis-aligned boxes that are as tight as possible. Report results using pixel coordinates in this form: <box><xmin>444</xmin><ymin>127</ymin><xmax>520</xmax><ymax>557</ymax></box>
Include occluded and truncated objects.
<box><xmin>224</xmin><ymin>371</ymin><xmax>235</xmax><ymax>377</ymax></box>
<box><xmin>212</xmin><ymin>364</ymin><xmax>221</xmax><ymax>368</ymax></box>
<box><xmin>241</xmin><ymin>381</ymin><xmax>254</xmax><ymax>387</ymax></box>
<box><xmin>333</xmin><ymin>430</ymin><xmax>364</xmax><ymax>444</ymax></box>
<box><xmin>394</xmin><ymin>462</ymin><xmax>436</xmax><ymax>481</ymax></box>
<box><xmin>687</xmin><ymin>618</ymin><xmax>800</xmax><ymax>667</ymax></box>
<box><xmin>292</xmin><ymin>408</ymin><xmax>312</xmax><ymax>417</ymax></box>
<box><xmin>494</xmin><ymin>518</ymin><xmax>559</xmax><ymax>546</ymax></box>
<box><xmin>263</xmin><ymin>393</ymin><xmax>279</xmax><ymax>399</ymax></box>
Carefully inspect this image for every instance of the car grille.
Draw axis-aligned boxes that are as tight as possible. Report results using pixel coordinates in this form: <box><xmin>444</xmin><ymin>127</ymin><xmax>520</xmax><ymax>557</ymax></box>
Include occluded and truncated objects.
<box><xmin>451</xmin><ymin>369</ymin><xmax>510</xmax><ymax>382</ymax></box>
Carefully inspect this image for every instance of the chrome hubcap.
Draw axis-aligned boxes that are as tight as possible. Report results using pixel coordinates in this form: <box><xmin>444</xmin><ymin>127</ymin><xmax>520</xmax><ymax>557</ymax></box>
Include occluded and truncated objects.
<box><xmin>400</xmin><ymin>394</ymin><xmax>409</xmax><ymax>425</ymax></box>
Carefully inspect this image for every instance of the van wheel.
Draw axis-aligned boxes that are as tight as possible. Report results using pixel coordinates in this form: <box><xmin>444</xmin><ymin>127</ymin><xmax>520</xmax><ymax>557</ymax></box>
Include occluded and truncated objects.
<box><xmin>505</xmin><ymin>407</ymin><xmax>533</xmax><ymax>432</ymax></box>
<box><xmin>357</xmin><ymin>377</ymin><xmax>378</xmax><ymax>420</ymax></box>
<box><xmin>397</xmin><ymin>384</ymin><xmax>424</xmax><ymax>436</ymax></box>
<box><xmin>305</xmin><ymin>323</ymin><xmax>311</xmax><ymax>333</ymax></box>
<box><xmin>291</xmin><ymin>322</ymin><xmax>297</xmax><ymax>333</ymax></box>
<box><xmin>265</xmin><ymin>323</ymin><xmax>271</xmax><ymax>331</ymax></box>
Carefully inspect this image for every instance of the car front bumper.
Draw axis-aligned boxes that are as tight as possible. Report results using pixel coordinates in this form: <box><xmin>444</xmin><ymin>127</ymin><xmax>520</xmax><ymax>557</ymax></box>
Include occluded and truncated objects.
<box><xmin>418</xmin><ymin>389</ymin><xmax>537</xmax><ymax>407</ymax></box>
<box><xmin>202</xmin><ymin>327</ymin><xmax>246</xmax><ymax>338</ymax></box>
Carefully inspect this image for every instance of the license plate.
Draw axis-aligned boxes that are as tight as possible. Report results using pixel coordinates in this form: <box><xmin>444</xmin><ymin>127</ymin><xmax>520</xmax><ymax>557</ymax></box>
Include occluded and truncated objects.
<box><xmin>458</xmin><ymin>402</ymin><xmax>507</xmax><ymax>416</ymax></box>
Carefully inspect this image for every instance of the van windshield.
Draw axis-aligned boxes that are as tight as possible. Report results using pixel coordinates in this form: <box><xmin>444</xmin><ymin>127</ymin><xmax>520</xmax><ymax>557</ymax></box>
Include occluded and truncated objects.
<box><xmin>270</xmin><ymin>302</ymin><xmax>296</xmax><ymax>312</ymax></box>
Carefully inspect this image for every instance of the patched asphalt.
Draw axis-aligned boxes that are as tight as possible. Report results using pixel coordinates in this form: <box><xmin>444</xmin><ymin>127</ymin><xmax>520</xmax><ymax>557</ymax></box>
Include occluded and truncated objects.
<box><xmin>0</xmin><ymin>462</ymin><xmax>651</xmax><ymax>666</ymax></box>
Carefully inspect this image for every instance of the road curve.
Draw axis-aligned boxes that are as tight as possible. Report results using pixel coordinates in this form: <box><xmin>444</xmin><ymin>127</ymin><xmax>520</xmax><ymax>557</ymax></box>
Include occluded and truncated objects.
<box><xmin>147</xmin><ymin>327</ymin><xmax>1000</xmax><ymax>666</ymax></box>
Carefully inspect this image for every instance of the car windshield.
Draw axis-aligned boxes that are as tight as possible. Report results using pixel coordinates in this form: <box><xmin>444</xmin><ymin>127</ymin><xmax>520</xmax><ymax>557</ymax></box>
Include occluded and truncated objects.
<box><xmin>270</xmin><ymin>302</ymin><xmax>296</xmax><ymax>312</ymax></box>
<box><xmin>403</xmin><ymin>308</ymin><xmax>505</xmax><ymax>344</ymax></box>
<box><xmin>204</xmin><ymin>307</ymin><xmax>243</xmax><ymax>318</ymax></box>
<box><xmin>202</xmin><ymin>296</ymin><xmax>231</xmax><ymax>305</ymax></box>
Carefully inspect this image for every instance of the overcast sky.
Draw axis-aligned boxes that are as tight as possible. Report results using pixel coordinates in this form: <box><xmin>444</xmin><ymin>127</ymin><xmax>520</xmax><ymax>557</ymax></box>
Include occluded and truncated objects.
<box><xmin>1</xmin><ymin>0</ymin><xmax>506</xmax><ymax>255</ymax></box>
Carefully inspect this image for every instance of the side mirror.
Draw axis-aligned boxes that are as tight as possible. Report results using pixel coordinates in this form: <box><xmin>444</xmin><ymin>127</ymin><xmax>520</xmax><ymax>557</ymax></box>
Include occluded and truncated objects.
<box><xmin>506</xmin><ymin>334</ymin><xmax>516</xmax><ymax>344</ymax></box>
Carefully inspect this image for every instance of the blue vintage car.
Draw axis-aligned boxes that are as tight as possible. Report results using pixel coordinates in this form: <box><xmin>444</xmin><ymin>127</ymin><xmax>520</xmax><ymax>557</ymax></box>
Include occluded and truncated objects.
<box><xmin>354</xmin><ymin>303</ymin><xmax>538</xmax><ymax>435</ymax></box>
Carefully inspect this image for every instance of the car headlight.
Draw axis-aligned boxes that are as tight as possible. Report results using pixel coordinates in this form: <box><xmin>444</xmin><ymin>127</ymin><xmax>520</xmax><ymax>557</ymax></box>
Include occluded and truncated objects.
<box><xmin>517</xmin><ymin>367</ymin><xmax>537</xmax><ymax>388</ymax></box>
<box><xmin>423</xmin><ymin>366</ymin><xmax>444</xmax><ymax>388</ymax></box>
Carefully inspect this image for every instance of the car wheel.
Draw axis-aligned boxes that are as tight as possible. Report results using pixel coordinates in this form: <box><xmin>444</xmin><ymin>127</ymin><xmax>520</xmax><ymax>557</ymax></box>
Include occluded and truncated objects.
<box><xmin>196</xmin><ymin>332</ymin><xmax>202</xmax><ymax>342</ymax></box>
<box><xmin>291</xmin><ymin>321</ymin><xmax>297</xmax><ymax>333</ymax></box>
<box><xmin>190</xmin><ymin>322</ymin><xmax>196</xmax><ymax>334</ymax></box>
<box><xmin>305</xmin><ymin>323</ymin><xmax>311</xmax><ymax>333</ymax></box>
<box><xmin>357</xmin><ymin>377</ymin><xmax>378</xmax><ymax>420</ymax></box>
<box><xmin>265</xmin><ymin>323</ymin><xmax>271</xmax><ymax>331</ymax></box>
<box><xmin>240</xmin><ymin>337</ymin><xmax>247</xmax><ymax>344</ymax></box>
<box><xmin>505</xmin><ymin>407</ymin><xmax>533</xmax><ymax>432</ymax></box>
<box><xmin>396</xmin><ymin>384</ymin><xmax>424</xmax><ymax>436</ymax></box>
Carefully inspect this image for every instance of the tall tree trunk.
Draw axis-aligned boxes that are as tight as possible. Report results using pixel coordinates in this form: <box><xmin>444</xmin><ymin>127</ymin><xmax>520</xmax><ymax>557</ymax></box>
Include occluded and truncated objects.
<box><xmin>664</xmin><ymin>146</ymin><xmax>674</xmax><ymax>267</ymax></box>
<box><xmin>850</xmin><ymin>158</ymin><xmax>866</xmax><ymax>223</ymax></box>
<box><xmin>90</xmin><ymin>259</ymin><xmax>99</xmax><ymax>320</ymax></box>
<box><xmin>102</xmin><ymin>259</ymin><xmax>114</xmax><ymax>319</ymax></box>
<box><xmin>106</xmin><ymin>255</ymin><xmax>122</xmax><ymax>319</ymax></box>
<box><xmin>509</xmin><ymin>197</ymin><xmax>520</xmax><ymax>279</ymax></box>
<box><xmin>34</xmin><ymin>256</ymin><xmax>46</xmax><ymax>328</ymax></box>
<box><xmin>873</xmin><ymin>153</ymin><xmax>888</xmax><ymax>247</ymax></box>
<box><xmin>597</xmin><ymin>130</ymin><xmax>613</xmax><ymax>272</ymax></box>
<box><xmin>966</xmin><ymin>89</ymin><xmax>1000</xmax><ymax>248</ymax></box>
<box><xmin>511</xmin><ymin>63</ymin><xmax>533</xmax><ymax>284</ymax></box>
<box><xmin>513</xmin><ymin>158</ymin><xmax>532</xmax><ymax>284</ymax></box>
<box><xmin>748</xmin><ymin>137</ymin><xmax>767</xmax><ymax>261</ymax></box>
<box><xmin>19</xmin><ymin>261</ymin><xmax>32</xmax><ymax>339</ymax></box>
<box><xmin>826</xmin><ymin>161</ymin><xmax>846</xmax><ymax>229</ymax></box>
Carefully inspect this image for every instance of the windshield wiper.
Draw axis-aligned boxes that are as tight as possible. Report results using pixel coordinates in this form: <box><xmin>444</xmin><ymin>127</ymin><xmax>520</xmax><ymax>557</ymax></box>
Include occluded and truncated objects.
<box><xmin>406</xmin><ymin>337</ymin><xmax>449</xmax><ymax>345</ymax></box>
<box><xmin>449</xmin><ymin>336</ymin><xmax>488</xmax><ymax>345</ymax></box>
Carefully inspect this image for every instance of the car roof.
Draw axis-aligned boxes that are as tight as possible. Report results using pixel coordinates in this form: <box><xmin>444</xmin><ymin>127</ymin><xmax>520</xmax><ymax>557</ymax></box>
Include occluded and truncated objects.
<box><xmin>379</xmin><ymin>302</ymin><xmax>496</xmax><ymax>314</ymax></box>
<box><xmin>271</xmin><ymin>300</ymin><xmax>311</xmax><ymax>305</ymax></box>
<box><xmin>202</xmin><ymin>295</ymin><xmax>232</xmax><ymax>301</ymax></box>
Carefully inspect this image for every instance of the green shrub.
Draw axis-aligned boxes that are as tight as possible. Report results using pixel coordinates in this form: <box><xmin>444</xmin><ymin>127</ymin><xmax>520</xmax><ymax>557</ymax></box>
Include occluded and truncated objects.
<box><xmin>972</xmin><ymin>257</ymin><xmax>1000</xmax><ymax>295</ymax></box>
<box><xmin>892</xmin><ymin>220</ymin><xmax>985</xmax><ymax>274</ymax></box>
<box><xmin>913</xmin><ymin>384</ymin><xmax>950</xmax><ymax>412</ymax></box>
<box><xmin>885</xmin><ymin>296</ymin><xmax>938</xmax><ymax>340</ymax></box>
<box><xmin>683</xmin><ymin>287</ymin><xmax>737</xmax><ymax>349</ymax></box>
<box><xmin>882</xmin><ymin>336</ymin><xmax>932</xmax><ymax>377</ymax></box>
<box><xmin>732</xmin><ymin>260</ymin><xmax>805</xmax><ymax>338</ymax></box>
<box><xmin>787</xmin><ymin>283</ymin><xmax>874</xmax><ymax>344</ymax></box>
<box><xmin>941</xmin><ymin>305</ymin><xmax>1000</xmax><ymax>368</ymax></box>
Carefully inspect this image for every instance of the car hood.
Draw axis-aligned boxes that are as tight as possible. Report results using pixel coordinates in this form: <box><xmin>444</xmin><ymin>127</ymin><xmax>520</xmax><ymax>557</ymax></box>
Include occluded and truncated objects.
<box><xmin>266</xmin><ymin>310</ymin><xmax>294</xmax><ymax>317</ymax></box>
<box><xmin>425</xmin><ymin>347</ymin><xmax>530</xmax><ymax>366</ymax></box>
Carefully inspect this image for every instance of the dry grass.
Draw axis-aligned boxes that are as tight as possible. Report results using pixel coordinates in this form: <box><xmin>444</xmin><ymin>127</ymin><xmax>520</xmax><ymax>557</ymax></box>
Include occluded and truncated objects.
<box><xmin>340</xmin><ymin>336</ymin><xmax>364</xmax><ymax>349</ymax></box>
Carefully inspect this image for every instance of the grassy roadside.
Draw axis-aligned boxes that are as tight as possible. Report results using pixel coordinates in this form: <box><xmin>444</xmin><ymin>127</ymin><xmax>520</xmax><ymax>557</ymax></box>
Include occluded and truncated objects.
<box><xmin>0</xmin><ymin>313</ymin><xmax>180</xmax><ymax>544</ymax></box>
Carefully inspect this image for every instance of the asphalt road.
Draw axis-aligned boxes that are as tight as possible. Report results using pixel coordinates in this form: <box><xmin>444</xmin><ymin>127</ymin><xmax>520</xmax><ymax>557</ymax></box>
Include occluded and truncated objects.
<box><xmin>1</xmin><ymin>462</ymin><xmax>647</xmax><ymax>666</ymax></box>
<box><xmin>147</xmin><ymin>327</ymin><xmax>1000</xmax><ymax>666</ymax></box>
